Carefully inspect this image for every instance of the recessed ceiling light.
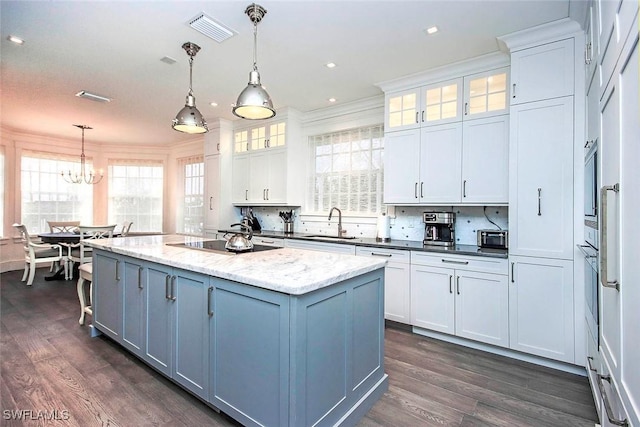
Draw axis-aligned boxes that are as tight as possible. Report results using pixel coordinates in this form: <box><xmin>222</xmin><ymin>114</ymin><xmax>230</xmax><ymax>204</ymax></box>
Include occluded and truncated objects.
<box><xmin>210</xmin><ymin>102</ymin><xmax>218</xmax><ymax>107</ymax></box>
<box><xmin>328</xmin><ymin>98</ymin><xmax>337</xmax><ymax>103</ymax></box>
<box><xmin>425</xmin><ymin>26</ymin><xmax>439</xmax><ymax>35</ymax></box>
<box><xmin>75</xmin><ymin>90</ymin><xmax>112</xmax><ymax>103</ymax></box>
<box><xmin>7</xmin><ymin>35</ymin><xmax>25</xmax><ymax>45</ymax></box>
<box><xmin>326</xmin><ymin>62</ymin><xmax>337</xmax><ymax>69</ymax></box>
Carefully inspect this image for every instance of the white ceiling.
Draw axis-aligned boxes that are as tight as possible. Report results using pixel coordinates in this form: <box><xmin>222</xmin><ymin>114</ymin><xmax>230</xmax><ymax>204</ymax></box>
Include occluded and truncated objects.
<box><xmin>1</xmin><ymin>1</ymin><xmax>577</xmax><ymax>146</ymax></box>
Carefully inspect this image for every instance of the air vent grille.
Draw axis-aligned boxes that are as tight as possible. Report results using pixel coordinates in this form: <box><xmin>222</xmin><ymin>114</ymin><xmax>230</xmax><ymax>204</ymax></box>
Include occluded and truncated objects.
<box><xmin>188</xmin><ymin>13</ymin><xmax>235</xmax><ymax>43</ymax></box>
<box><xmin>75</xmin><ymin>90</ymin><xmax>112</xmax><ymax>103</ymax></box>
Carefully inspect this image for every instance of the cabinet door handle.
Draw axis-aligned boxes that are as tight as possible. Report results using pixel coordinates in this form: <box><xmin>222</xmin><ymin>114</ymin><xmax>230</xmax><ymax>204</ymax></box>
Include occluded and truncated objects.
<box><xmin>260</xmin><ymin>240</ymin><xmax>275</xmax><ymax>245</ymax></box>
<box><xmin>266</xmin><ymin>188</ymin><xmax>269</xmax><ymax>200</ymax></box>
<box><xmin>207</xmin><ymin>286</ymin><xmax>214</xmax><ymax>317</ymax></box>
<box><xmin>370</xmin><ymin>252</ymin><xmax>392</xmax><ymax>257</ymax></box>
<box><xmin>115</xmin><ymin>260</ymin><xmax>120</xmax><ymax>281</ymax></box>
<box><xmin>463</xmin><ymin>180</ymin><xmax>467</xmax><ymax>198</ymax></box>
<box><xmin>449</xmin><ymin>275</ymin><xmax>453</xmax><ymax>294</ymax></box>
<box><xmin>464</xmin><ymin>102</ymin><xmax>468</xmax><ymax>116</ymax></box>
<box><xmin>585</xmin><ymin>41</ymin><xmax>592</xmax><ymax>65</ymax></box>
<box><xmin>263</xmin><ymin>189</ymin><xmax>266</xmax><ymax>200</ymax></box>
<box><xmin>537</xmin><ymin>188</ymin><xmax>542</xmax><ymax>216</ymax></box>
<box><xmin>170</xmin><ymin>276</ymin><xmax>177</xmax><ymax>301</ymax></box>
<box><xmin>137</xmin><ymin>266</ymin><xmax>143</xmax><ymax>289</ymax></box>
<box><xmin>209</xmin><ymin>196</ymin><xmax>213</xmax><ymax>210</ymax></box>
<box><xmin>587</xmin><ymin>356</ymin><xmax>598</xmax><ymax>373</ymax></box>
<box><xmin>456</xmin><ymin>276</ymin><xmax>460</xmax><ymax>295</ymax></box>
<box><xmin>165</xmin><ymin>275</ymin><xmax>171</xmax><ymax>300</ymax></box>
<box><xmin>600</xmin><ymin>184</ymin><xmax>620</xmax><ymax>291</ymax></box>
<box><xmin>421</xmin><ymin>110</ymin><xmax>425</xmax><ymax>123</ymax></box>
<box><xmin>512</xmin><ymin>83</ymin><xmax>516</xmax><ymax>99</ymax></box>
<box><xmin>441</xmin><ymin>259</ymin><xmax>468</xmax><ymax>265</ymax></box>
<box><xmin>216</xmin><ymin>143</ymin><xmax>220</xmax><ymax>152</ymax></box>
<box><xmin>245</xmin><ymin>189</ymin><xmax>248</xmax><ymax>201</ymax></box>
<box><xmin>414</xmin><ymin>182</ymin><xmax>418</xmax><ymax>199</ymax></box>
<box><xmin>511</xmin><ymin>262</ymin><xmax>515</xmax><ymax>283</ymax></box>
<box><xmin>420</xmin><ymin>182</ymin><xmax>424</xmax><ymax>198</ymax></box>
<box><xmin>597</xmin><ymin>374</ymin><xmax>629</xmax><ymax>426</ymax></box>
<box><xmin>415</xmin><ymin>111</ymin><xmax>419</xmax><ymax>124</ymax></box>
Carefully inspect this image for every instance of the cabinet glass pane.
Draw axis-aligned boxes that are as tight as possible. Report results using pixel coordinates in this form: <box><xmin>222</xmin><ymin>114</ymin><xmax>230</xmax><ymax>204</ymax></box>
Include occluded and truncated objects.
<box><xmin>425</xmin><ymin>83</ymin><xmax>458</xmax><ymax>122</ymax></box>
<box><xmin>388</xmin><ymin>93</ymin><xmax>417</xmax><ymax>128</ymax></box>
<box><xmin>235</xmin><ymin>130</ymin><xmax>248</xmax><ymax>153</ymax></box>
<box><xmin>251</xmin><ymin>127</ymin><xmax>266</xmax><ymax>150</ymax></box>
<box><xmin>468</xmin><ymin>73</ymin><xmax>507</xmax><ymax>115</ymax></box>
<box><xmin>269</xmin><ymin>122</ymin><xmax>286</xmax><ymax>147</ymax></box>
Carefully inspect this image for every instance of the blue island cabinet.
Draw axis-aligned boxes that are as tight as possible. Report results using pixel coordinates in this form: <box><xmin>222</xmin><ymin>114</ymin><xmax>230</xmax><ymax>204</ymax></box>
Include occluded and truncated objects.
<box><xmin>210</xmin><ymin>268</ymin><xmax>388</xmax><ymax>427</ymax></box>
<box><xmin>93</xmin><ymin>252</ymin><xmax>122</xmax><ymax>341</ymax></box>
<box><xmin>145</xmin><ymin>262</ymin><xmax>210</xmax><ymax>401</ymax></box>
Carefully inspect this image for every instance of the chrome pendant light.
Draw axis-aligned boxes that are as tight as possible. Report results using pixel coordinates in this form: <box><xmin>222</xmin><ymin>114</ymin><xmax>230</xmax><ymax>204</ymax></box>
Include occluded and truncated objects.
<box><xmin>173</xmin><ymin>42</ymin><xmax>208</xmax><ymax>134</ymax></box>
<box><xmin>232</xmin><ymin>3</ymin><xmax>275</xmax><ymax>120</ymax></box>
<box><xmin>61</xmin><ymin>125</ymin><xmax>103</xmax><ymax>184</ymax></box>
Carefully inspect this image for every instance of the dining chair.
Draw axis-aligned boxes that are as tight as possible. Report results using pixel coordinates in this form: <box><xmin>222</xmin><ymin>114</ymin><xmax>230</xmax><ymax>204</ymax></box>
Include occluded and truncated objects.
<box><xmin>120</xmin><ymin>221</ymin><xmax>133</xmax><ymax>236</ymax></box>
<box><xmin>47</xmin><ymin>220</ymin><xmax>80</xmax><ymax>233</ymax></box>
<box><xmin>77</xmin><ymin>262</ymin><xmax>93</xmax><ymax>325</ymax></box>
<box><xmin>13</xmin><ymin>223</ymin><xmax>66</xmax><ymax>286</ymax></box>
<box><xmin>67</xmin><ymin>225</ymin><xmax>116</xmax><ymax>280</ymax></box>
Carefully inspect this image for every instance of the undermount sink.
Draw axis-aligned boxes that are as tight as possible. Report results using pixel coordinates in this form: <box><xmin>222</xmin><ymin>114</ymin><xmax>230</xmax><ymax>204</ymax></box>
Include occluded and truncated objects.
<box><xmin>305</xmin><ymin>235</ymin><xmax>358</xmax><ymax>240</ymax></box>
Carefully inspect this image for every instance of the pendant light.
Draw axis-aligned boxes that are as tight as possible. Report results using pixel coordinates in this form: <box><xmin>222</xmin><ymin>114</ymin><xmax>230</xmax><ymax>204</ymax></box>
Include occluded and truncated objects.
<box><xmin>61</xmin><ymin>125</ymin><xmax>103</xmax><ymax>185</ymax></box>
<box><xmin>172</xmin><ymin>42</ymin><xmax>208</xmax><ymax>134</ymax></box>
<box><xmin>232</xmin><ymin>3</ymin><xmax>275</xmax><ymax>120</ymax></box>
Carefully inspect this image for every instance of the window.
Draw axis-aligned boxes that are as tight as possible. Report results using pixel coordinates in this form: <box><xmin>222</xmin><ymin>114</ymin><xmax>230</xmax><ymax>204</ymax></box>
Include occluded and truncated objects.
<box><xmin>0</xmin><ymin>147</ymin><xmax>4</xmax><ymax>237</ymax></box>
<box><xmin>108</xmin><ymin>159</ymin><xmax>163</xmax><ymax>232</ymax></box>
<box><xmin>307</xmin><ymin>125</ymin><xmax>384</xmax><ymax>215</ymax></box>
<box><xmin>176</xmin><ymin>155</ymin><xmax>204</xmax><ymax>235</ymax></box>
<box><xmin>21</xmin><ymin>150</ymin><xmax>93</xmax><ymax>234</ymax></box>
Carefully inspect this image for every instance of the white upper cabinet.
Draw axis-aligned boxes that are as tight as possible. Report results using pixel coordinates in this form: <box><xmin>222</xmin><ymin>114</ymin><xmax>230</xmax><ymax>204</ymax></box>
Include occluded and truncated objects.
<box><xmin>510</xmin><ymin>38</ymin><xmax>575</xmax><ymax>104</ymax></box>
<box><xmin>463</xmin><ymin>68</ymin><xmax>509</xmax><ymax>120</ymax></box>
<box><xmin>385</xmin><ymin>68</ymin><xmax>509</xmax><ymax>132</ymax></box>
<box><xmin>231</xmin><ymin>108</ymin><xmax>304</xmax><ymax>206</ymax></box>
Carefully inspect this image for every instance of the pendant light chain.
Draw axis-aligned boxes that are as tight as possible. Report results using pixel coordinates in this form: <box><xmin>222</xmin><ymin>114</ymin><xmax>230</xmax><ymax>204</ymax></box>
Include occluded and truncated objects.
<box><xmin>253</xmin><ymin>19</ymin><xmax>258</xmax><ymax>71</ymax></box>
<box><xmin>188</xmin><ymin>54</ymin><xmax>194</xmax><ymax>96</ymax></box>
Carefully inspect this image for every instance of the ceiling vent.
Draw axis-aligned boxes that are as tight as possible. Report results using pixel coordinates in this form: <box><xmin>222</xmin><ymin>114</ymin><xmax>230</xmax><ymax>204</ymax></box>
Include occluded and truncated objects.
<box><xmin>75</xmin><ymin>90</ymin><xmax>112</xmax><ymax>103</ymax></box>
<box><xmin>160</xmin><ymin>56</ymin><xmax>177</xmax><ymax>65</ymax></box>
<box><xmin>188</xmin><ymin>12</ymin><xmax>235</xmax><ymax>43</ymax></box>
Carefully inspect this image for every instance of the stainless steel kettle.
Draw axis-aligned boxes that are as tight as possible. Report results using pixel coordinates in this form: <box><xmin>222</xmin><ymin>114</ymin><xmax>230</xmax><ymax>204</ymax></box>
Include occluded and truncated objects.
<box><xmin>224</xmin><ymin>223</ymin><xmax>254</xmax><ymax>252</ymax></box>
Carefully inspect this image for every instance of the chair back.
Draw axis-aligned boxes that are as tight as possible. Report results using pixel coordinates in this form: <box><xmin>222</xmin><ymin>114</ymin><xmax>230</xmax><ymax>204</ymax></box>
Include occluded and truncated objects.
<box><xmin>78</xmin><ymin>225</ymin><xmax>117</xmax><ymax>241</ymax></box>
<box><xmin>48</xmin><ymin>220</ymin><xmax>80</xmax><ymax>233</ymax></box>
<box><xmin>13</xmin><ymin>223</ymin><xmax>32</xmax><ymax>249</ymax></box>
<box><xmin>121</xmin><ymin>221</ymin><xmax>133</xmax><ymax>236</ymax></box>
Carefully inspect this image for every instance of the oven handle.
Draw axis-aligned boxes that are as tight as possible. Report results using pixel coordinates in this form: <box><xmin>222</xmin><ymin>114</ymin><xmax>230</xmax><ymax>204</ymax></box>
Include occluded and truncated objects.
<box><xmin>600</xmin><ymin>184</ymin><xmax>620</xmax><ymax>291</ymax></box>
<box><xmin>597</xmin><ymin>374</ymin><xmax>629</xmax><ymax>426</ymax></box>
<box><xmin>576</xmin><ymin>244</ymin><xmax>597</xmax><ymax>259</ymax></box>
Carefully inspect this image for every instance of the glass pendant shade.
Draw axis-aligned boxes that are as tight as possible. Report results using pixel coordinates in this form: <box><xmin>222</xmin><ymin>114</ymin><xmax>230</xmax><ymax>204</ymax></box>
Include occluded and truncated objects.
<box><xmin>173</xmin><ymin>42</ymin><xmax>208</xmax><ymax>134</ymax></box>
<box><xmin>233</xmin><ymin>70</ymin><xmax>275</xmax><ymax>120</ymax></box>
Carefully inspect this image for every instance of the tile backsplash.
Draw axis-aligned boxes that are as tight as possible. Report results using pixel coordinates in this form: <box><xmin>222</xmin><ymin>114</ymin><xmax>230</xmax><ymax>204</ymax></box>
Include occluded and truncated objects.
<box><xmin>239</xmin><ymin>205</ymin><xmax>507</xmax><ymax>246</ymax></box>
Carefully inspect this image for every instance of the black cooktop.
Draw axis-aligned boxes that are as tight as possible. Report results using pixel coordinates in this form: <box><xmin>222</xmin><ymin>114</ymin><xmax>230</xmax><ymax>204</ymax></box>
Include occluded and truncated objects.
<box><xmin>167</xmin><ymin>239</ymin><xmax>279</xmax><ymax>255</ymax></box>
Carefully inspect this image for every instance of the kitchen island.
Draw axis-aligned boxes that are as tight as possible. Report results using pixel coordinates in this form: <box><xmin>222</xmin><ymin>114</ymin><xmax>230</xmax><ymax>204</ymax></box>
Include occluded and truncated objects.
<box><xmin>87</xmin><ymin>235</ymin><xmax>388</xmax><ymax>427</ymax></box>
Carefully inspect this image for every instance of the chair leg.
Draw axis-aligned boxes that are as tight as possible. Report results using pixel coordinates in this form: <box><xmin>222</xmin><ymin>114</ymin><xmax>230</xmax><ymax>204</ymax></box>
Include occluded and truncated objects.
<box><xmin>68</xmin><ymin>261</ymin><xmax>74</xmax><ymax>280</ymax></box>
<box><xmin>21</xmin><ymin>263</ymin><xmax>28</xmax><ymax>282</ymax></box>
<box><xmin>77</xmin><ymin>276</ymin><xmax>86</xmax><ymax>325</ymax></box>
<box><xmin>26</xmin><ymin>261</ymin><xmax>37</xmax><ymax>286</ymax></box>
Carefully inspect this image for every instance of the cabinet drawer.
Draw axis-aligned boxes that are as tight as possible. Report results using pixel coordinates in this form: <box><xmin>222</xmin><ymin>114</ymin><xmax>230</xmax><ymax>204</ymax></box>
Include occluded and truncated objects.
<box><xmin>284</xmin><ymin>239</ymin><xmax>356</xmax><ymax>255</ymax></box>
<box><xmin>410</xmin><ymin>251</ymin><xmax>507</xmax><ymax>275</ymax></box>
<box><xmin>252</xmin><ymin>237</ymin><xmax>284</xmax><ymax>248</ymax></box>
<box><xmin>355</xmin><ymin>246</ymin><xmax>409</xmax><ymax>264</ymax></box>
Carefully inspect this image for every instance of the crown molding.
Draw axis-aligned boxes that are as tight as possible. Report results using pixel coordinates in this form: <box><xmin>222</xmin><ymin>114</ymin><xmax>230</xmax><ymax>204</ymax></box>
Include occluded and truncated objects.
<box><xmin>497</xmin><ymin>18</ymin><xmax>582</xmax><ymax>53</ymax></box>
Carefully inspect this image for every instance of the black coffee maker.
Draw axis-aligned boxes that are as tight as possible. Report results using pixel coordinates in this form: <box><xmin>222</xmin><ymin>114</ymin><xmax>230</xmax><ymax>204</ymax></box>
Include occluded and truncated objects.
<box><xmin>423</xmin><ymin>212</ymin><xmax>455</xmax><ymax>247</ymax></box>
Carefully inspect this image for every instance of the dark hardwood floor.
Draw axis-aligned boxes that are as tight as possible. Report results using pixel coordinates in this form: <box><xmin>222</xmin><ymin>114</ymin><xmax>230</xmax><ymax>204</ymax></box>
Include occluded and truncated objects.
<box><xmin>1</xmin><ymin>269</ymin><xmax>598</xmax><ymax>426</ymax></box>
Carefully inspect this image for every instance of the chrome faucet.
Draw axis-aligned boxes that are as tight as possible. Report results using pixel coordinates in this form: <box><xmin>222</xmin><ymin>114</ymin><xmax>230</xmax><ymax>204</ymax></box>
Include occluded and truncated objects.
<box><xmin>328</xmin><ymin>207</ymin><xmax>345</xmax><ymax>237</ymax></box>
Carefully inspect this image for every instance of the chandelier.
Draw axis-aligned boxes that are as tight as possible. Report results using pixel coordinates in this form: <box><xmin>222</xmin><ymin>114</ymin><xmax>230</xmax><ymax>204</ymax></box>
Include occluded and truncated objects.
<box><xmin>61</xmin><ymin>124</ymin><xmax>103</xmax><ymax>184</ymax></box>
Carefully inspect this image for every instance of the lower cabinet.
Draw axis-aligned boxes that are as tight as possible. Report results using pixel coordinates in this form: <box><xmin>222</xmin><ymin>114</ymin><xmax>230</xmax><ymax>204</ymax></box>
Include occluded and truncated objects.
<box><xmin>93</xmin><ymin>252</ymin><xmax>122</xmax><ymax>341</ymax></box>
<box><xmin>508</xmin><ymin>255</ymin><xmax>574</xmax><ymax>363</ymax></box>
<box><xmin>410</xmin><ymin>252</ymin><xmax>509</xmax><ymax>348</ymax></box>
<box><xmin>356</xmin><ymin>246</ymin><xmax>411</xmax><ymax>324</ymax></box>
<box><xmin>145</xmin><ymin>263</ymin><xmax>211</xmax><ymax>400</ymax></box>
<box><xmin>122</xmin><ymin>259</ymin><xmax>145</xmax><ymax>357</ymax></box>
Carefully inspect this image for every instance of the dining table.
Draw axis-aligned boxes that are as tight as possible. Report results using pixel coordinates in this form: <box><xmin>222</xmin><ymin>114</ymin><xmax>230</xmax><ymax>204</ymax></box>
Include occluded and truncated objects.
<box><xmin>37</xmin><ymin>231</ymin><xmax>120</xmax><ymax>281</ymax></box>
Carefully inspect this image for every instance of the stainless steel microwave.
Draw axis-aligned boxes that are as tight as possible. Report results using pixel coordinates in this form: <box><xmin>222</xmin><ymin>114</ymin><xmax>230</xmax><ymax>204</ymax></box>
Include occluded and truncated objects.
<box><xmin>477</xmin><ymin>230</ymin><xmax>508</xmax><ymax>249</ymax></box>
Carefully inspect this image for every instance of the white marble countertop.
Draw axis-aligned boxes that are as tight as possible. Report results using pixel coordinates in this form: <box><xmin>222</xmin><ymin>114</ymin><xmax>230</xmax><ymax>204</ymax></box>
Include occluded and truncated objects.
<box><xmin>87</xmin><ymin>235</ymin><xmax>386</xmax><ymax>295</ymax></box>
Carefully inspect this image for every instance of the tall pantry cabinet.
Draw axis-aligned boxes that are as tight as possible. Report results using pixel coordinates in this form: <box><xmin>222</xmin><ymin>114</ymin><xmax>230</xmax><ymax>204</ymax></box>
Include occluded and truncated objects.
<box><xmin>203</xmin><ymin>119</ymin><xmax>234</xmax><ymax>238</ymax></box>
<box><xmin>498</xmin><ymin>20</ymin><xmax>583</xmax><ymax>364</ymax></box>
<box><xmin>592</xmin><ymin>0</ymin><xmax>639</xmax><ymax>425</ymax></box>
